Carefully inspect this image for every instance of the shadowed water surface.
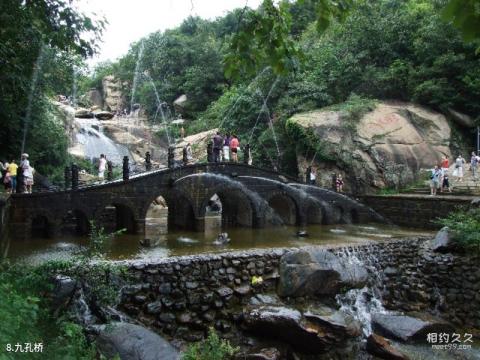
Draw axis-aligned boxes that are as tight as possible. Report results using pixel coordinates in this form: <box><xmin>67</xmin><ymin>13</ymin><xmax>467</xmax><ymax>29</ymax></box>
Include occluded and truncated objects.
<box><xmin>7</xmin><ymin>224</ymin><xmax>433</xmax><ymax>264</ymax></box>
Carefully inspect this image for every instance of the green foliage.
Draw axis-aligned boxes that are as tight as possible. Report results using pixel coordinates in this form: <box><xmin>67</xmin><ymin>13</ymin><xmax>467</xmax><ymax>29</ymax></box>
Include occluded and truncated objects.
<box><xmin>71</xmin><ymin>221</ymin><xmax>127</xmax><ymax>306</ymax></box>
<box><xmin>442</xmin><ymin>0</ymin><xmax>480</xmax><ymax>44</ymax></box>
<box><xmin>182</xmin><ymin>328</ymin><xmax>239</xmax><ymax>360</ymax></box>
<box><xmin>224</xmin><ymin>0</ymin><xmax>354</xmax><ymax>79</ymax></box>
<box><xmin>0</xmin><ymin>0</ymin><xmax>104</xmax><ymax>184</ymax></box>
<box><xmin>0</xmin><ymin>262</ymin><xmax>96</xmax><ymax>359</ymax></box>
<box><xmin>437</xmin><ymin>208</ymin><xmax>480</xmax><ymax>253</ymax></box>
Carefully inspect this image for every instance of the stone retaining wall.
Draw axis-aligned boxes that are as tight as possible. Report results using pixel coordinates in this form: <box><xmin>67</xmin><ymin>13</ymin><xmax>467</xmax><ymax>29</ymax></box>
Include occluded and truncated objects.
<box><xmin>119</xmin><ymin>238</ymin><xmax>480</xmax><ymax>343</ymax></box>
<box><xmin>359</xmin><ymin>195</ymin><xmax>472</xmax><ymax>229</ymax></box>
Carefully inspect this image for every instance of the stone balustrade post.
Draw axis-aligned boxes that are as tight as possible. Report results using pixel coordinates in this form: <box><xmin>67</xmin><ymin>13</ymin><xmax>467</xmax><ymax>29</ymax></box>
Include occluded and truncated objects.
<box><xmin>123</xmin><ymin>156</ymin><xmax>129</xmax><ymax>181</ymax></box>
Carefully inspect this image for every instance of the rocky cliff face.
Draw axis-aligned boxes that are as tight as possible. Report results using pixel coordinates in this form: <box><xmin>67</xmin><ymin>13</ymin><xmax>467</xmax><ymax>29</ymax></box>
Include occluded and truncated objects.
<box><xmin>101</xmin><ymin>75</ymin><xmax>125</xmax><ymax>113</ymax></box>
<box><xmin>288</xmin><ymin>101</ymin><xmax>454</xmax><ymax>193</ymax></box>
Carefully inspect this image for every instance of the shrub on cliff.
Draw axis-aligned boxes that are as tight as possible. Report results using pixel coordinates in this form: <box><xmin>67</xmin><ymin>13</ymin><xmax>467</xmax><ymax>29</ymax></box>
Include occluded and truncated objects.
<box><xmin>437</xmin><ymin>208</ymin><xmax>480</xmax><ymax>253</ymax></box>
<box><xmin>182</xmin><ymin>328</ymin><xmax>239</xmax><ymax>360</ymax></box>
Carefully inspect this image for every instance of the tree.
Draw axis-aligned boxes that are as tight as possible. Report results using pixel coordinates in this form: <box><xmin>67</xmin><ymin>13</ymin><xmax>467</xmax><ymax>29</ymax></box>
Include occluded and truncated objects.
<box><xmin>0</xmin><ymin>0</ymin><xmax>104</xmax><ymax>179</ymax></box>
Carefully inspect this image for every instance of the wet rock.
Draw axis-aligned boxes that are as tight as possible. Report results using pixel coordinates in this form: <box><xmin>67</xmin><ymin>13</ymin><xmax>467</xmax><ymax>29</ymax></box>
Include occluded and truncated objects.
<box><xmin>366</xmin><ymin>334</ymin><xmax>410</xmax><ymax>360</ymax></box>
<box><xmin>471</xmin><ymin>197</ymin><xmax>480</xmax><ymax>208</ymax></box>
<box><xmin>159</xmin><ymin>313</ymin><xmax>175</xmax><ymax>323</ymax></box>
<box><xmin>177</xmin><ymin>312</ymin><xmax>192</xmax><ymax>324</ymax></box>
<box><xmin>51</xmin><ymin>275</ymin><xmax>77</xmax><ymax>309</ymax></box>
<box><xmin>96</xmin><ymin>322</ymin><xmax>179</xmax><ymax>360</ymax></box>
<box><xmin>242</xmin><ymin>306</ymin><xmax>328</xmax><ymax>353</ymax></box>
<box><xmin>234</xmin><ymin>285</ymin><xmax>252</xmax><ymax>296</ymax></box>
<box><xmin>371</xmin><ymin>313</ymin><xmax>455</xmax><ymax>342</ymax></box>
<box><xmin>277</xmin><ymin>249</ymin><xmax>368</xmax><ymax>297</ymax></box>
<box><xmin>431</xmin><ymin>227</ymin><xmax>456</xmax><ymax>253</ymax></box>
<box><xmin>146</xmin><ymin>301</ymin><xmax>162</xmax><ymax>314</ymax></box>
<box><xmin>246</xmin><ymin>347</ymin><xmax>282</xmax><ymax>360</ymax></box>
<box><xmin>75</xmin><ymin>108</ymin><xmax>94</xmax><ymax>118</ymax></box>
<box><xmin>217</xmin><ymin>287</ymin><xmax>234</xmax><ymax>297</ymax></box>
<box><xmin>304</xmin><ymin>309</ymin><xmax>362</xmax><ymax>339</ymax></box>
<box><xmin>94</xmin><ymin>111</ymin><xmax>114</xmax><ymax>120</ymax></box>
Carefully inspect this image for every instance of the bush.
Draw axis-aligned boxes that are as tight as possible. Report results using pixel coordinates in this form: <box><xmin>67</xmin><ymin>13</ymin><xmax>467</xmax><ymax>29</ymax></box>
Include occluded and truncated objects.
<box><xmin>0</xmin><ymin>262</ymin><xmax>96</xmax><ymax>359</ymax></box>
<box><xmin>182</xmin><ymin>328</ymin><xmax>239</xmax><ymax>360</ymax></box>
<box><xmin>437</xmin><ymin>208</ymin><xmax>480</xmax><ymax>253</ymax></box>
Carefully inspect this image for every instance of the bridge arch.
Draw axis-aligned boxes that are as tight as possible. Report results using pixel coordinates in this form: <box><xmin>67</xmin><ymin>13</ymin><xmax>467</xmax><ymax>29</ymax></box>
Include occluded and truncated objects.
<box><xmin>305</xmin><ymin>199</ymin><xmax>324</xmax><ymax>225</ymax></box>
<box><xmin>29</xmin><ymin>210</ymin><xmax>59</xmax><ymax>238</ymax></box>
<box><xmin>142</xmin><ymin>189</ymin><xmax>196</xmax><ymax>232</ymax></box>
<box><xmin>94</xmin><ymin>201</ymin><xmax>137</xmax><ymax>234</ymax></box>
<box><xmin>200</xmin><ymin>188</ymin><xmax>258</xmax><ymax>228</ymax></box>
<box><xmin>60</xmin><ymin>209</ymin><xmax>91</xmax><ymax>236</ymax></box>
<box><xmin>265</xmin><ymin>191</ymin><xmax>299</xmax><ymax>226</ymax></box>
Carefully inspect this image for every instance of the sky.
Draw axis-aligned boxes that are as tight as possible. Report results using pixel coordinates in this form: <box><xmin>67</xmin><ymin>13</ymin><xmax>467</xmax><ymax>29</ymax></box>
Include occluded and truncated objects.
<box><xmin>77</xmin><ymin>0</ymin><xmax>262</xmax><ymax>67</ymax></box>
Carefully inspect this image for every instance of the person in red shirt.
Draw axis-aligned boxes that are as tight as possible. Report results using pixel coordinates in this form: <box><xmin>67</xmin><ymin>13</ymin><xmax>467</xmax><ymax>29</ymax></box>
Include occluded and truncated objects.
<box><xmin>441</xmin><ymin>155</ymin><xmax>449</xmax><ymax>171</ymax></box>
<box><xmin>230</xmin><ymin>135</ymin><xmax>240</xmax><ymax>162</ymax></box>
<box><xmin>440</xmin><ymin>155</ymin><xmax>449</xmax><ymax>185</ymax></box>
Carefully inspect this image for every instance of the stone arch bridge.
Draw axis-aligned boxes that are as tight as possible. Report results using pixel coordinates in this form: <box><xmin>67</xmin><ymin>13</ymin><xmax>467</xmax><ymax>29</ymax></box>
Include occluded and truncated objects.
<box><xmin>9</xmin><ymin>163</ymin><xmax>382</xmax><ymax>239</ymax></box>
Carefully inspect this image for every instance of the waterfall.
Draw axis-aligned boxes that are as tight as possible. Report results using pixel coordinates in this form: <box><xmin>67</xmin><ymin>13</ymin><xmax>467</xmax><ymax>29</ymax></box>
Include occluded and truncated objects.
<box><xmin>75</xmin><ymin>117</ymin><xmax>131</xmax><ymax>165</ymax></box>
<box><xmin>335</xmin><ymin>246</ymin><xmax>390</xmax><ymax>337</ymax></box>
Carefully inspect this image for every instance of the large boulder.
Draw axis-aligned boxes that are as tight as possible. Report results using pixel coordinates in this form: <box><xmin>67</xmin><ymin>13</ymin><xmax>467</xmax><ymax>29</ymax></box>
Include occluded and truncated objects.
<box><xmin>96</xmin><ymin>322</ymin><xmax>179</xmax><ymax>360</ymax></box>
<box><xmin>95</xmin><ymin>111</ymin><xmax>115</xmax><ymax>120</ymax></box>
<box><xmin>371</xmin><ymin>313</ymin><xmax>455</xmax><ymax>343</ymax></box>
<box><xmin>277</xmin><ymin>249</ymin><xmax>368</xmax><ymax>298</ymax></box>
<box><xmin>87</xmin><ymin>88</ymin><xmax>103</xmax><ymax>109</ymax></box>
<box><xmin>431</xmin><ymin>226</ymin><xmax>456</xmax><ymax>253</ymax></box>
<box><xmin>102</xmin><ymin>75</ymin><xmax>125</xmax><ymax>112</ymax></box>
<box><xmin>366</xmin><ymin>334</ymin><xmax>410</xmax><ymax>360</ymax></box>
<box><xmin>75</xmin><ymin>108</ymin><xmax>94</xmax><ymax>118</ymax></box>
<box><xmin>304</xmin><ymin>308</ymin><xmax>362</xmax><ymax>339</ymax></box>
<box><xmin>288</xmin><ymin>101</ymin><xmax>453</xmax><ymax>193</ymax></box>
<box><xmin>174</xmin><ymin>128</ymin><xmax>218</xmax><ymax>163</ymax></box>
<box><xmin>242</xmin><ymin>306</ymin><xmax>327</xmax><ymax>353</ymax></box>
<box><xmin>173</xmin><ymin>94</ymin><xmax>188</xmax><ymax>114</ymax></box>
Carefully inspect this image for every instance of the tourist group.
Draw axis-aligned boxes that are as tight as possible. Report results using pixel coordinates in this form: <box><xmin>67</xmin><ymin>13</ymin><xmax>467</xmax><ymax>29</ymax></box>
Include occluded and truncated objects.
<box><xmin>0</xmin><ymin>154</ymin><xmax>35</xmax><ymax>194</ymax></box>
<box><xmin>429</xmin><ymin>152</ymin><xmax>479</xmax><ymax>196</ymax></box>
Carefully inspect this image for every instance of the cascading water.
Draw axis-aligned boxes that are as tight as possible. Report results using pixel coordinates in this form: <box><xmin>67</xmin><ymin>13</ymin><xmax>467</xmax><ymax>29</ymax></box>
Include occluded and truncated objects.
<box><xmin>335</xmin><ymin>246</ymin><xmax>390</xmax><ymax>337</ymax></box>
<box><xmin>21</xmin><ymin>44</ymin><xmax>46</xmax><ymax>154</ymax></box>
<box><xmin>75</xmin><ymin>117</ymin><xmax>131</xmax><ymax>164</ymax></box>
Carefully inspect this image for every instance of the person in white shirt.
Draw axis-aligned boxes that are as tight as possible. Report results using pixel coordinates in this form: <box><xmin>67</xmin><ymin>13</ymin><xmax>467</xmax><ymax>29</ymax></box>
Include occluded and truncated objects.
<box><xmin>98</xmin><ymin>154</ymin><xmax>107</xmax><ymax>179</ymax></box>
<box><xmin>309</xmin><ymin>167</ymin><xmax>316</xmax><ymax>185</ymax></box>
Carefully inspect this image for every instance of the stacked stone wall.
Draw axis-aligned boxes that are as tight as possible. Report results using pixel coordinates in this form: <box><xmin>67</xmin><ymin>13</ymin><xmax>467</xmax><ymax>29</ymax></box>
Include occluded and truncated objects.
<box><xmin>119</xmin><ymin>238</ymin><xmax>480</xmax><ymax>342</ymax></box>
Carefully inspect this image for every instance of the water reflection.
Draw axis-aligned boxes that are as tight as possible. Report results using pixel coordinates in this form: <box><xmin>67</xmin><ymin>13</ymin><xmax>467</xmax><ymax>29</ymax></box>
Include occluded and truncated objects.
<box><xmin>7</xmin><ymin>224</ymin><xmax>433</xmax><ymax>264</ymax></box>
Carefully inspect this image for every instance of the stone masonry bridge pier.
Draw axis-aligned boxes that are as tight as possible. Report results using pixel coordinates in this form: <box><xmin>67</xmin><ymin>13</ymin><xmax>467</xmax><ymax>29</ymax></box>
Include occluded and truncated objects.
<box><xmin>8</xmin><ymin>163</ymin><xmax>382</xmax><ymax>239</ymax></box>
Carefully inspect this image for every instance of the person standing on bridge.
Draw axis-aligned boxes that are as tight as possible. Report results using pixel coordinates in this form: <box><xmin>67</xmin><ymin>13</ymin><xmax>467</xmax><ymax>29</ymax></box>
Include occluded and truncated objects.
<box><xmin>223</xmin><ymin>133</ymin><xmax>231</xmax><ymax>162</ymax></box>
<box><xmin>7</xmin><ymin>160</ymin><xmax>18</xmax><ymax>194</ymax></box>
<box><xmin>213</xmin><ymin>132</ymin><xmax>223</xmax><ymax>163</ymax></box>
<box><xmin>470</xmin><ymin>151</ymin><xmax>478</xmax><ymax>179</ymax></box>
<box><xmin>230</xmin><ymin>135</ymin><xmax>239</xmax><ymax>162</ymax></box>
<box><xmin>309</xmin><ymin>167</ymin><xmax>316</xmax><ymax>185</ymax></box>
<box><xmin>21</xmin><ymin>154</ymin><xmax>34</xmax><ymax>194</ymax></box>
<box><xmin>98</xmin><ymin>154</ymin><xmax>107</xmax><ymax>179</ymax></box>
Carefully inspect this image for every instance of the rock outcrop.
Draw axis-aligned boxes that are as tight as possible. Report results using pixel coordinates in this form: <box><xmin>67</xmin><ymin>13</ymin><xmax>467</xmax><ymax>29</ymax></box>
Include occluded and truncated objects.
<box><xmin>174</xmin><ymin>128</ymin><xmax>218</xmax><ymax>163</ymax></box>
<box><xmin>102</xmin><ymin>75</ymin><xmax>125</xmax><ymax>112</ymax></box>
<box><xmin>95</xmin><ymin>322</ymin><xmax>179</xmax><ymax>360</ymax></box>
<box><xmin>431</xmin><ymin>226</ymin><xmax>456</xmax><ymax>253</ymax></box>
<box><xmin>288</xmin><ymin>101</ymin><xmax>454</xmax><ymax>193</ymax></box>
<box><xmin>371</xmin><ymin>313</ymin><xmax>454</xmax><ymax>343</ymax></box>
<box><xmin>366</xmin><ymin>334</ymin><xmax>410</xmax><ymax>360</ymax></box>
<box><xmin>277</xmin><ymin>248</ymin><xmax>368</xmax><ymax>297</ymax></box>
<box><xmin>242</xmin><ymin>305</ymin><xmax>361</xmax><ymax>353</ymax></box>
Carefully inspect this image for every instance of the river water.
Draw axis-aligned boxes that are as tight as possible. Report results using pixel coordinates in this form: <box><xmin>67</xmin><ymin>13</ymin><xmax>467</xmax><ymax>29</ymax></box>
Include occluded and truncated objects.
<box><xmin>7</xmin><ymin>223</ymin><xmax>432</xmax><ymax>264</ymax></box>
